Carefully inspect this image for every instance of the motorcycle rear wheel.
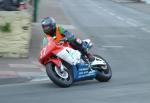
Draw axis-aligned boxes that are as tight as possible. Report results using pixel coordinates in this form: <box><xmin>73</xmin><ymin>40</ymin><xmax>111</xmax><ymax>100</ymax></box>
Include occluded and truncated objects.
<box><xmin>46</xmin><ymin>63</ymin><xmax>73</xmax><ymax>87</ymax></box>
<box><xmin>93</xmin><ymin>55</ymin><xmax>112</xmax><ymax>82</ymax></box>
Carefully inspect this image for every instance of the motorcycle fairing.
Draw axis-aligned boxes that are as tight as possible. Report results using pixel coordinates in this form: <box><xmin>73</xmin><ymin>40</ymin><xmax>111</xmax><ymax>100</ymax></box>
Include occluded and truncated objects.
<box><xmin>91</xmin><ymin>57</ymin><xmax>106</xmax><ymax>66</ymax></box>
<box><xmin>71</xmin><ymin>63</ymin><xmax>96</xmax><ymax>81</ymax></box>
<box><xmin>48</xmin><ymin>58</ymin><xmax>62</xmax><ymax>68</ymax></box>
<box><xmin>56</xmin><ymin>47</ymin><xmax>81</xmax><ymax>65</ymax></box>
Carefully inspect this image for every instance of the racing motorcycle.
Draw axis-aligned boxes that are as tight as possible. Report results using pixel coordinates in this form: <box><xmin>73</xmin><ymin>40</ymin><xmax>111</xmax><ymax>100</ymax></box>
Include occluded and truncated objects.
<box><xmin>39</xmin><ymin>36</ymin><xmax>112</xmax><ymax>87</ymax></box>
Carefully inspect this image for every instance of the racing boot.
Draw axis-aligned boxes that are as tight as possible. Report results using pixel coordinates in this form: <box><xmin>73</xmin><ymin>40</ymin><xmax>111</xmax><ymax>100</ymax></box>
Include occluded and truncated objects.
<box><xmin>86</xmin><ymin>52</ymin><xmax>95</xmax><ymax>62</ymax></box>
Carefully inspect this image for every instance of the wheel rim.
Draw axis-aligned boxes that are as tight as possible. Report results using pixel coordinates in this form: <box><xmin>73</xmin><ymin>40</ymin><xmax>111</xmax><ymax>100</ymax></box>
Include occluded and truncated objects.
<box><xmin>54</xmin><ymin>66</ymin><xmax>69</xmax><ymax>79</ymax></box>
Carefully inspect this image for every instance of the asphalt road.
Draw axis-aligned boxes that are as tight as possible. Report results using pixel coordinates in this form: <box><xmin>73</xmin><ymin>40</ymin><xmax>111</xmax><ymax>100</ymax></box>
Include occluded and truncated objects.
<box><xmin>1</xmin><ymin>0</ymin><xmax>150</xmax><ymax>103</ymax></box>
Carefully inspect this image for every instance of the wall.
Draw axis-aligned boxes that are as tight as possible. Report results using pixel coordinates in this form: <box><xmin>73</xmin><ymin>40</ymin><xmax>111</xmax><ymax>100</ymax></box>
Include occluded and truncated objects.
<box><xmin>0</xmin><ymin>11</ymin><xmax>32</xmax><ymax>58</ymax></box>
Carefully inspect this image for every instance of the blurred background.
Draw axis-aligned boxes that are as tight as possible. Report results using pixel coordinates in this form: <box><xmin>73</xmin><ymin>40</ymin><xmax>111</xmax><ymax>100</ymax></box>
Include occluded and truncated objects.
<box><xmin>0</xmin><ymin>0</ymin><xmax>150</xmax><ymax>102</ymax></box>
<box><xmin>0</xmin><ymin>0</ymin><xmax>38</xmax><ymax>58</ymax></box>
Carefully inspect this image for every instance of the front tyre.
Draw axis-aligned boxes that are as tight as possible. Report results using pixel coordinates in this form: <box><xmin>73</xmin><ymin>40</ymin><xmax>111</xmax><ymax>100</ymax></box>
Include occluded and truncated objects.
<box><xmin>93</xmin><ymin>55</ymin><xmax>112</xmax><ymax>82</ymax></box>
<box><xmin>46</xmin><ymin>63</ymin><xmax>73</xmax><ymax>87</ymax></box>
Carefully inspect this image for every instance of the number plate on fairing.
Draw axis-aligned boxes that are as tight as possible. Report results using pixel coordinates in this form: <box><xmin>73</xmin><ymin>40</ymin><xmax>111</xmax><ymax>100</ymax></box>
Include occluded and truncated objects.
<box><xmin>72</xmin><ymin>63</ymin><xmax>96</xmax><ymax>81</ymax></box>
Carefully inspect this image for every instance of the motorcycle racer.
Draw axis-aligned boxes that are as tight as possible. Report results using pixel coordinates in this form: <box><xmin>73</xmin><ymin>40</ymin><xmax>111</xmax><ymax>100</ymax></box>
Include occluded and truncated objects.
<box><xmin>41</xmin><ymin>17</ymin><xmax>94</xmax><ymax>61</ymax></box>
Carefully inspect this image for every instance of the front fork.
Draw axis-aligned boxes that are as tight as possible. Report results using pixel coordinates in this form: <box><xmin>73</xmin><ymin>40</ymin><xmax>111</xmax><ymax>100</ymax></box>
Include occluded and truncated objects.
<box><xmin>48</xmin><ymin>58</ymin><xmax>66</xmax><ymax>73</ymax></box>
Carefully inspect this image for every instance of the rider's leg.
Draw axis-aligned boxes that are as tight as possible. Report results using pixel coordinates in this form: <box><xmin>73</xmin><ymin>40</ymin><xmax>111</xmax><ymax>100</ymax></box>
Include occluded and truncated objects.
<box><xmin>69</xmin><ymin>39</ymin><xmax>94</xmax><ymax>61</ymax></box>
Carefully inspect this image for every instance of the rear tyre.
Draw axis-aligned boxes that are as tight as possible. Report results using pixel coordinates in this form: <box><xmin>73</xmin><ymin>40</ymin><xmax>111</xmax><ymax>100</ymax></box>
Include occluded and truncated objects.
<box><xmin>93</xmin><ymin>55</ymin><xmax>112</xmax><ymax>82</ymax></box>
<box><xmin>46</xmin><ymin>63</ymin><xmax>73</xmax><ymax>87</ymax></box>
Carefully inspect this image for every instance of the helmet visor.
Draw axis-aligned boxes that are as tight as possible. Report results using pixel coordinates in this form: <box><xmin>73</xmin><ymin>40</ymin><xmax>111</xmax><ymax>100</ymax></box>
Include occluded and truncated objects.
<box><xmin>43</xmin><ymin>25</ymin><xmax>54</xmax><ymax>34</ymax></box>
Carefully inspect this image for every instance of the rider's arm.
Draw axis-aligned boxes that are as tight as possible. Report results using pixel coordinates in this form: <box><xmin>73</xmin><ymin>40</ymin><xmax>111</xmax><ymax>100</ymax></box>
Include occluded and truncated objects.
<box><xmin>58</xmin><ymin>25</ymin><xmax>76</xmax><ymax>42</ymax></box>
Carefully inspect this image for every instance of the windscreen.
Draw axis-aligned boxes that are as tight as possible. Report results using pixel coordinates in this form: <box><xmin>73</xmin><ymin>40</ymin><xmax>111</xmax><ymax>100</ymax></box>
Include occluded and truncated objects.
<box><xmin>42</xmin><ymin>37</ymin><xmax>48</xmax><ymax>47</ymax></box>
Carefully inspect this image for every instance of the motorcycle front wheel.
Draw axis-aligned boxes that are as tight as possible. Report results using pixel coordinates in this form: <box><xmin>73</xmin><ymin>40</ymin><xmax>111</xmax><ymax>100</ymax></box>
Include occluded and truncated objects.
<box><xmin>46</xmin><ymin>63</ymin><xmax>73</xmax><ymax>87</ymax></box>
<box><xmin>93</xmin><ymin>55</ymin><xmax>112</xmax><ymax>82</ymax></box>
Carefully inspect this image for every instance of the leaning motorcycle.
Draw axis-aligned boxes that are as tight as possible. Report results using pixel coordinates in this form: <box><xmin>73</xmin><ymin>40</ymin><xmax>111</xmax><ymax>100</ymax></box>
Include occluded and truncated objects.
<box><xmin>39</xmin><ymin>36</ymin><xmax>112</xmax><ymax>87</ymax></box>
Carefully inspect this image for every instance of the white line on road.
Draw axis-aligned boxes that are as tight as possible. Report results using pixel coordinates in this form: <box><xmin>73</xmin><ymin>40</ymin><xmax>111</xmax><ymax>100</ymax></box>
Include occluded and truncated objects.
<box><xmin>60</xmin><ymin>24</ymin><xmax>76</xmax><ymax>29</ymax></box>
<box><xmin>103</xmin><ymin>35</ymin><xmax>136</xmax><ymax>38</ymax></box>
<box><xmin>17</xmin><ymin>72</ymin><xmax>46</xmax><ymax>77</ymax></box>
<box><xmin>126</xmin><ymin>21</ymin><xmax>138</xmax><ymax>27</ymax></box>
<box><xmin>39</xmin><ymin>67</ymin><xmax>45</xmax><ymax>72</ymax></box>
<box><xmin>141</xmin><ymin>28</ymin><xmax>150</xmax><ymax>33</ymax></box>
<box><xmin>102</xmin><ymin>45</ymin><xmax>124</xmax><ymax>48</ymax></box>
<box><xmin>108</xmin><ymin>12</ymin><xmax>116</xmax><ymax>16</ymax></box>
<box><xmin>30</xmin><ymin>77</ymin><xmax>49</xmax><ymax>82</ymax></box>
<box><xmin>98</xmin><ymin>6</ymin><xmax>102</xmax><ymax>9</ymax></box>
<box><xmin>103</xmin><ymin>9</ymin><xmax>108</xmax><ymax>12</ymax></box>
<box><xmin>32</xmin><ymin>61</ymin><xmax>46</xmax><ymax>72</ymax></box>
<box><xmin>9</xmin><ymin>62</ymin><xmax>45</xmax><ymax>72</ymax></box>
<box><xmin>17</xmin><ymin>72</ymin><xmax>49</xmax><ymax>82</ymax></box>
<box><xmin>9</xmin><ymin>64</ymin><xmax>39</xmax><ymax>69</ymax></box>
<box><xmin>127</xmin><ymin>18</ymin><xmax>138</xmax><ymax>23</ymax></box>
<box><xmin>116</xmin><ymin>16</ymin><xmax>125</xmax><ymax>21</ymax></box>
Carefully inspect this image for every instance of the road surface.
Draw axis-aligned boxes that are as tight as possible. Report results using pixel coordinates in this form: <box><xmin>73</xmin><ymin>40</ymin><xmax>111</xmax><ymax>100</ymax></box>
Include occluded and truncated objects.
<box><xmin>0</xmin><ymin>0</ymin><xmax>150</xmax><ymax>103</ymax></box>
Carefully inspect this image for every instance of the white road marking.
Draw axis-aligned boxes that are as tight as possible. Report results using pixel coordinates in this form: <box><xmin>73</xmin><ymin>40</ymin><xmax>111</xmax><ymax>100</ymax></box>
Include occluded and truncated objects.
<box><xmin>102</xmin><ymin>45</ymin><xmax>124</xmax><ymax>48</ymax></box>
<box><xmin>9</xmin><ymin>64</ymin><xmax>39</xmax><ymax>69</ymax></box>
<box><xmin>126</xmin><ymin>21</ymin><xmax>138</xmax><ymax>27</ymax></box>
<box><xmin>30</xmin><ymin>77</ymin><xmax>49</xmax><ymax>82</ymax></box>
<box><xmin>32</xmin><ymin>61</ymin><xmax>46</xmax><ymax>72</ymax></box>
<box><xmin>103</xmin><ymin>9</ymin><xmax>108</xmax><ymax>12</ymax></box>
<box><xmin>109</xmin><ymin>12</ymin><xmax>116</xmax><ymax>16</ymax></box>
<box><xmin>141</xmin><ymin>28</ymin><xmax>150</xmax><ymax>33</ymax></box>
<box><xmin>17</xmin><ymin>71</ymin><xmax>49</xmax><ymax>82</ymax></box>
<box><xmin>127</xmin><ymin>18</ymin><xmax>138</xmax><ymax>23</ymax></box>
<box><xmin>38</xmin><ymin>66</ymin><xmax>45</xmax><ymax>72</ymax></box>
<box><xmin>17</xmin><ymin>72</ymin><xmax>46</xmax><ymax>77</ymax></box>
<box><xmin>59</xmin><ymin>24</ymin><xmax>76</xmax><ymax>29</ymax></box>
<box><xmin>98</xmin><ymin>6</ymin><xmax>102</xmax><ymax>9</ymax></box>
<box><xmin>103</xmin><ymin>35</ymin><xmax>136</xmax><ymax>38</ymax></box>
<box><xmin>116</xmin><ymin>16</ymin><xmax>125</xmax><ymax>21</ymax></box>
<box><xmin>9</xmin><ymin>62</ymin><xmax>45</xmax><ymax>72</ymax></box>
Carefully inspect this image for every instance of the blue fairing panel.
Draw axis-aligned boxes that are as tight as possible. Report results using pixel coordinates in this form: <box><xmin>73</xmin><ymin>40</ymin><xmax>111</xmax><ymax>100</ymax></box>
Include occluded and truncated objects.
<box><xmin>71</xmin><ymin>63</ymin><xmax>96</xmax><ymax>81</ymax></box>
